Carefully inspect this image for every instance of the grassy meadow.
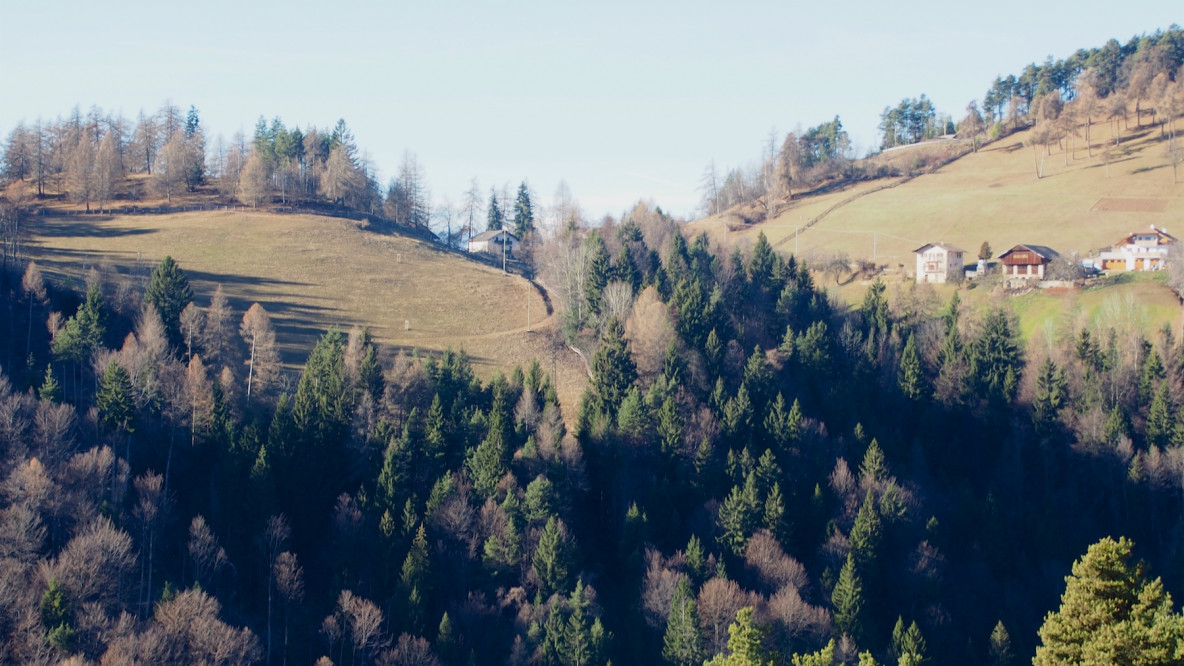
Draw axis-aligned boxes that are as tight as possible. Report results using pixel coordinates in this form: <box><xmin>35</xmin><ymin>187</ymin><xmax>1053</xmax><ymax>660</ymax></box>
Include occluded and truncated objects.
<box><xmin>24</xmin><ymin>210</ymin><xmax>591</xmax><ymax>412</ymax></box>
<box><xmin>691</xmin><ymin>116</ymin><xmax>1184</xmax><ymax>345</ymax></box>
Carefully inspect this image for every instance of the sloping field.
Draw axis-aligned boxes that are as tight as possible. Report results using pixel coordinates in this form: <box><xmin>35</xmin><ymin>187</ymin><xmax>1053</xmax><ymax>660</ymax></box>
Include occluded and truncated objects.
<box><xmin>694</xmin><ymin>120</ymin><xmax>1183</xmax><ymax>269</ymax></box>
<box><xmin>25</xmin><ymin>210</ymin><xmax>589</xmax><ymax>410</ymax></box>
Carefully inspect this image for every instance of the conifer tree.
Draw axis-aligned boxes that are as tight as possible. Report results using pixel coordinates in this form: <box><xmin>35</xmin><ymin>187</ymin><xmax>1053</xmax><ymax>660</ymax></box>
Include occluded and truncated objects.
<box><xmin>1034</xmin><ymin>536</ymin><xmax>1184</xmax><ymax>665</ymax></box>
<box><xmin>590</xmin><ymin>318</ymin><xmax>636</xmax><ymax>418</ymax></box>
<box><xmin>533</xmin><ymin>516</ymin><xmax>574</xmax><ymax>597</ymax></box>
<box><xmin>987</xmin><ymin>620</ymin><xmax>1014</xmax><ymax>666</ymax></box>
<box><xmin>513</xmin><ymin>181</ymin><xmax>534</xmax><ymax>238</ymax></box>
<box><xmin>704</xmin><ymin>607</ymin><xmax>773</xmax><ymax>666</ymax></box>
<box><xmin>1146</xmin><ymin>383</ymin><xmax>1174</xmax><ymax>449</ymax></box>
<box><xmin>850</xmin><ymin>490</ymin><xmax>883</xmax><ymax>571</ymax></box>
<box><xmin>897</xmin><ymin>333</ymin><xmax>924</xmax><ymax>401</ymax></box>
<box><xmin>144</xmin><ymin>255</ymin><xmax>193</xmax><ymax>347</ymax></box>
<box><xmin>486</xmin><ymin>189</ymin><xmax>503</xmax><ymax>230</ymax></box>
<box><xmin>97</xmin><ymin>360</ymin><xmax>134</xmax><ymax>434</ymax></box>
<box><xmin>831</xmin><ymin>554</ymin><xmax>866</xmax><ymax>645</ymax></box>
<box><xmin>39</xmin><ymin>364</ymin><xmax>61</xmax><ymax>403</ymax></box>
<box><xmin>663</xmin><ymin>575</ymin><xmax>705</xmax><ymax>666</ymax></box>
<box><xmin>861</xmin><ymin>278</ymin><xmax>889</xmax><ymax>337</ymax></box>
<box><xmin>1032</xmin><ymin>357</ymin><xmax>1067</xmax><ymax>435</ymax></box>
<box><xmin>401</xmin><ymin>524</ymin><xmax>431</xmax><ymax>632</ymax></box>
<box><xmin>585</xmin><ymin>231</ymin><xmax>611</xmax><ymax>316</ymax></box>
<box><xmin>859</xmin><ymin>440</ymin><xmax>887</xmax><ymax>486</ymax></box>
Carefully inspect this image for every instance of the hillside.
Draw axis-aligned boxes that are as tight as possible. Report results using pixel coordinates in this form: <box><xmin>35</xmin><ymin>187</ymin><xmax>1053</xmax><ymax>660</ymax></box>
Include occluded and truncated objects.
<box><xmin>693</xmin><ymin>120</ymin><xmax>1182</xmax><ymax>266</ymax></box>
<box><xmin>23</xmin><ymin>209</ymin><xmax>590</xmax><ymax>411</ymax></box>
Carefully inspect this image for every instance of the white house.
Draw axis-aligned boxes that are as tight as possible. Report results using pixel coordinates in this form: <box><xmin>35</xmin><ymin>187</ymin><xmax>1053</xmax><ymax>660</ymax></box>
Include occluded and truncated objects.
<box><xmin>913</xmin><ymin>243</ymin><xmax>965</xmax><ymax>283</ymax></box>
<box><xmin>467</xmin><ymin>229</ymin><xmax>520</xmax><ymax>258</ymax></box>
<box><xmin>1096</xmin><ymin>226</ymin><xmax>1175</xmax><ymax>272</ymax></box>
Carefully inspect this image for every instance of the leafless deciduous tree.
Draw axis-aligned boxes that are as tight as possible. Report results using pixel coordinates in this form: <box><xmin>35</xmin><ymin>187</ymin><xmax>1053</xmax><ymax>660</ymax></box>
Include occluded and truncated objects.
<box><xmin>625</xmin><ymin>285</ymin><xmax>675</xmax><ymax>381</ymax></box>
<box><xmin>203</xmin><ymin>285</ymin><xmax>233</xmax><ymax>366</ymax></box>
<box><xmin>46</xmin><ymin>517</ymin><xmax>136</xmax><ymax>612</ymax></box>
<box><xmin>240</xmin><ymin>303</ymin><xmax>279</xmax><ymax>401</ymax></box>
<box><xmin>153</xmin><ymin>132</ymin><xmax>187</xmax><ymax>203</ymax></box>
<box><xmin>94</xmin><ymin>130</ymin><xmax>122</xmax><ymax>212</ymax></box>
<box><xmin>188</xmin><ymin>514</ymin><xmax>228</xmax><ymax>587</ymax></box>
<box><xmin>379</xmin><ymin>634</ymin><xmax>441</xmax><ymax>666</ymax></box>
<box><xmin>744</xmin><ymin>530</ymin><xmax>809</xmax><ymax>593</ymax></box>
<box><xmin>331</xmin><ymin>590</ymin><xmax>390</xmax><ymax>665</ymax></box>
<box><xmin>101</xmin><ymin>587</ymin><xmax>261</xmax><ymax>665</ymax></box>
<box><xmin>697</xmin><ymin>576</ymin><xmax>752</xmax><ymax>656</ymax></box>
<box><xmin>66</xmin><ymin>128</ymin><xmax>97</xmax><ymax>211</ymax></box>
<box><xmin>641</xmin><ymin>548</ymin><xmax>687</xmax><ymax>629</ymax></box>
<box><xmin>274</xmin><ymin>550</ymin><xmax>304</xmax><ymax>666</ymax></box>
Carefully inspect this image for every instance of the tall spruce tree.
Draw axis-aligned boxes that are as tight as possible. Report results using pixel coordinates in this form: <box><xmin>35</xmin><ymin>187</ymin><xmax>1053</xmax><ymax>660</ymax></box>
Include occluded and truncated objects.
<box><xmin>591</xmin><ymin>318</ymin><xmax>636</xmax><ymax>419</ymax></box>
<box><xmin>513</xmin><ymin>181</ymin><xmax>534</xmax><ymax>238</ymax></box>
<box><xmin>832</xmin><ymin>554</ymin><xmax>867</xmax><ymax>645</ymax></box>
<box><xmin>898</xmin><ymin>333</ymin><xmax>924</xmax><ymax>401</ymax></box>
<box><xmin>663</xmin><ymin>576</ymin><xmax>705</xmax><ymax>666</ymax></box>
<box><xmin>486</xmin><ymin>189</ymin><xmax>503</xmax><ymax>231</ymax></box>
<box><xmin>144</xmin><ymin>255</ymin><xmax>194</xmax><ymax>348</ymax></box>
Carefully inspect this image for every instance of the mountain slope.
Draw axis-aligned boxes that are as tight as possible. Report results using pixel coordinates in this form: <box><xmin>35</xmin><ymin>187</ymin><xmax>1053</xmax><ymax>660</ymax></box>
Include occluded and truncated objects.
<box><xmin>25</xmin><ymin>209</ymin><xmax>588</xmax><ymax>407</ymax></box>
<box><xmin>693</xmin><ymin>120</ymin><xmax>1182</xmax><ymax>268</ymax></box>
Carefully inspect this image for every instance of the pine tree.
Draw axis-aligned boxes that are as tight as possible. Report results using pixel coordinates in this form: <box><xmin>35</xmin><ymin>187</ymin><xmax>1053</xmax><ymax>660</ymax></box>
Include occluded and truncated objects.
<box><xmin>401</xmin><ymin>524</ymin><xmax>431</xmax><ymax>632</ymax></box>
<box><xmin>861</xmin><ymin>278</ymin><xmax>889</xmax><ymax>337</ymax></box>
<box><xmin>1146</xmin><ymin>383</ymin><xmax>1174</xmax><ymax>449</ymax></box>
<box><xmin>513</xmin><ymin>181</ymin><xmax>534</xmax><ymax>238</ymax></box>
<box><xmin>533</xmin><ymin>516</ymin><xmax>573</xmax><ymax>597</ymax></box>
<box><xmin>144</xmin><ymin>255</ymin><xmax>193</xmax><ymax>347</ymax></box>
<box><xmin>663</xmin><ymin>576</ymin><xmax>705</xmax><ymax>666</ymax></box>
<box><xmin>968</xmin><ymin>308</ymin><xmax>1023</xmax><ymax>404</ymax></box>
<box><xmin>97</xmin><ymin>360</ymin><xmax>134</xmax><ymax>434</ymax></box>
<box><xmin>890</xmin><ymin>617</ymin><xmax>927</xmax><ymax>665</ymax></box>
<box><xmin>849</xmin><ymin>490</ymin><xmax>882</xmax><ymax>570</ymax></box>
<box><xmin>897</xmin><ymin>333</ymin><xmax>924</xmax><ymax>401</ymax></box>
<box><xmin>704</xmin><ymin>607</ymin><xmax>773</xmax><ymax>666</ymax></box>
<box><xmin>585</xmin><ymin>231</ymin><xmax>611</xmax><ymax>316</ymax></box>
<box><xmin>486</xmin><ymin>189</ymin><xmax>503</xmax><ymax>230</ymax></box>
<box><xmin>859</xmin><ymin>439</ymin><xmax>887</xmax><ymax>485</ymax></box>
<box><xmin>1034</xmin><ymin>536</ymin><xmax>1184</xmax><ymax>665</ymax></box>
<box><xmin>1032</xmin><ymin>357</ymin><xmax>1067</xmax><ymax>435</ymax></box>
<box><xmin>686</xmin><ymin>535</ymin><xmax>707</xmax><ymax>584</ymax></box>
<box><xmin>590</xmin><ymin>318</ymin><xmax>636</xmax><ymax>419</ymax></box>
<box><xmin>988</xmin><ymin>620</ymin><xmax>1014</xmax><ymax>666</ymax></box>
<box><xmin>39</xmin><ymin>364</ymin><xmax>61</xmax><ymax>403</ymax></box>
<box><xmin>831</xmin><ymin>554</ymin><xmax>866</xmax><ymax>645</ymax></box>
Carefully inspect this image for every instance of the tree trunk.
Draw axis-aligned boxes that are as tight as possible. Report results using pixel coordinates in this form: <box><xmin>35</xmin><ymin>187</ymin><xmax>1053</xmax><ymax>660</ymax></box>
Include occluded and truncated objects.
<box><xmin>246</xmin><ymin>334</ymin><xmax>256</xmax><ymax>401</ymax></box>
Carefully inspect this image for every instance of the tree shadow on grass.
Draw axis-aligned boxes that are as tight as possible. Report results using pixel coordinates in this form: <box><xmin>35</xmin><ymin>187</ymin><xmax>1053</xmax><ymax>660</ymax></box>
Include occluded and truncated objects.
<box><xmin>32</xmin><ymin>217</ymin><xmax>157</xmax><ymax>238</ymax></box>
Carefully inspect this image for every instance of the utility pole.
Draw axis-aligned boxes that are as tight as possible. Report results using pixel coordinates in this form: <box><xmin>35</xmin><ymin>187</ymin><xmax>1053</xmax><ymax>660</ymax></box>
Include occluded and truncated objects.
<box><xmin>502</xmin><ymin>232</ymin><xmax>507</xmax><ymax>274</ymax></box>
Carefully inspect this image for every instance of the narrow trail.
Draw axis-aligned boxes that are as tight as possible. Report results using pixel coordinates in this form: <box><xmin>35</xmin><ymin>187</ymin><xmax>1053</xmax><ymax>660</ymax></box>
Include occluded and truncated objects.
<box><xmin>771</xmin><ymin>175</ymin><xmax>915</xmax><ymax>251</ymax></box>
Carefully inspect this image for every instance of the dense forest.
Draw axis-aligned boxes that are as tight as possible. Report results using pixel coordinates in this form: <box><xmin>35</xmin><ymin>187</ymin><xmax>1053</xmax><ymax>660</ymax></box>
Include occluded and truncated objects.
<box><xmin>2</xmin><ymin>198</ymin><xmax>1184</xmax><ymax>663</ymax></box>
<box><xmin>3</xmin><ymin>25</ymin><xmax>1184</xmax><ymax>666</ymax></box>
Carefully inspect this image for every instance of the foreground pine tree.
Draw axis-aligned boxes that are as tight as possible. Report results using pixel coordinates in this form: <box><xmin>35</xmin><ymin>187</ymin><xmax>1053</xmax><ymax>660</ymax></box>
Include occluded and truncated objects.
<box><xmin>1034</xmin><ymin>536</ymin><xmax>1184</xmax><ymax>664</ymax></box>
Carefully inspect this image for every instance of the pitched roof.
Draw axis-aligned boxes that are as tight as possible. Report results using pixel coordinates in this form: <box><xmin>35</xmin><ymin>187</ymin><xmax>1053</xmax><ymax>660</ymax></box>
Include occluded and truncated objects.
<box><xmin>469</xmin><ymin>229</ymin><xmax>519</xmax><ymax>243</ymax></box>
<box><xmin>913</xmin><ymin>242</ymin><xmax>964</xmax><ymax>254</ymax></box>
<box><xmin>998</xmin><ymin>244</ymin><xmax>1058</xmax><ymax>264</ymax></box>
<box><xmin>1122</xmin><ymin>227</ymin><xmax>1176</xmax><ymax>244</ymax></box>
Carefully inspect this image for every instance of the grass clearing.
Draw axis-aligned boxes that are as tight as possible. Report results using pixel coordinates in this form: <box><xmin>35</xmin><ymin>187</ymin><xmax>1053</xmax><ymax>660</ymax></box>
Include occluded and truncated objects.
<box><xmin>25</xmin><ymin>210</ymin><xmax>591</xmax><ymax>415</ymax></box>
<box><xmin>692</xmin><ymin>118</ymin><xmax>1183</xmax><ymax>269</ymax></box>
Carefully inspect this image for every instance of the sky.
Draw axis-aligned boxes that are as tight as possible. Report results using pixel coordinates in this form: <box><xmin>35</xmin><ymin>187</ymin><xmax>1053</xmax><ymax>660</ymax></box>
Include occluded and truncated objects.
<box><xmin>1</xmin><ymin>1</ymin><xmax>1181</xmax><ymax>220</ymax></box>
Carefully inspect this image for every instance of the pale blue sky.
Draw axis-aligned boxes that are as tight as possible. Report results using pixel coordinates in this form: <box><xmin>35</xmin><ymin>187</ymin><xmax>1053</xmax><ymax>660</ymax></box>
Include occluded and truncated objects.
<box><xmin>2</xmin><ymin>1</ymin><xmax>1180</xmax><ymax>219</ymax></box>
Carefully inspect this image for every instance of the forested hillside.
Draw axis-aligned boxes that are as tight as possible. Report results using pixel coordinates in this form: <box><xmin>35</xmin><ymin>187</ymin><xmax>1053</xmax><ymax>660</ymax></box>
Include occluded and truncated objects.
<box><xmin>3</xmin><ymin>23</ymin><xmax>1184</xmax><ymax>666</ymax></box>
<box><xmin>2</xmin><ymin>203</ymin><xmax>1184</xmax><ymax>663</ymax></box>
